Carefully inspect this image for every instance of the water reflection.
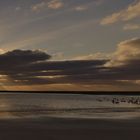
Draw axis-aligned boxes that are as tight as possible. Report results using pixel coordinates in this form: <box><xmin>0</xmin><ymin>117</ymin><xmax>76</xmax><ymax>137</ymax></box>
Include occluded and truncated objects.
<box><xmin>0</xmin><ymin>93</ymin><xmax>140</xmax><ymax>119</ymax></box>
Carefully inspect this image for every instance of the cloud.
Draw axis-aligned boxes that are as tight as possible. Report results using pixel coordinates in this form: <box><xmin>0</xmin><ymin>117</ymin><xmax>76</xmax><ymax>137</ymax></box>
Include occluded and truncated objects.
<box><xmin>31</xmin><ymin>1</ymin><xmax>46</xmax><ymax>12</ymax></box>
<box><xmin>0</xmin><ymin>38</ymin><xmax>140</xmax><ymax>91</ymax></box>
<box><xmin>73</xmin><ymin>0</ymin><xmax>104</xmax><ymax>12</ymax></box>
<box><xmin>0</xmin><ymin>50</ymin><xmax>107</xmax><ymax>85</ymax></box>
<box><xmin>48</xmin><ymin>0</ymin><xmax>64</xmax><ymax>9</ymax></box>
<box><xmin>73</xmin><ymin>52</ymin><xmax>111</xmax><ymax>60</ymax></box>
<box><xmin>31</xmin><ymin>0</ymin><xmax>64</xmax><ymax>12</ymax></box>
<box><xmin>101</xmin><ymin>1</ymin><xmax>140</xmax><ymax>25</ymax></box>
<box><xmin>123</xmin><ymin>23</ymin><xmax>140</xmax><ymax>30</ymax></box>
<box><xmin>0</xmin><ymin>49</ymin><xmax>51</xmax><ymax>69</ymax></box>
<box><xmin>74</xmin><ymin>5</ymin><xmax>88</xmax><ymax>11</ymax></box>
<box><xmin>105</xmin><ymin>38</ymin><xmax>140</xmax><ymax>67</ymax></box>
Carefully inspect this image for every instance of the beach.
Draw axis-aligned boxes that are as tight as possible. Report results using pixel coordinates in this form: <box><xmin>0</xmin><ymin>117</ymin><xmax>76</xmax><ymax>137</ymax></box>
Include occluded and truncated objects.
<box><xmin>0</xmin><ymin>93</ymin><xmax>140</xmax><ymax>139</ymax></box>
<box><xmin>0</xmin><ymin>117</ymin><xmax>140</xmax><ymax>140</ymax></box>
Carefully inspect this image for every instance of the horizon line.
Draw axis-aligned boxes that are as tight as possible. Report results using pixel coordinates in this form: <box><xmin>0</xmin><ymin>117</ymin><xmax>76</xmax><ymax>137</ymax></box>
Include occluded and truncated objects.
<box><xmin>0</xmin><ymin>90</ymin><xmax>139</xmax><ymax>95</ymax></box>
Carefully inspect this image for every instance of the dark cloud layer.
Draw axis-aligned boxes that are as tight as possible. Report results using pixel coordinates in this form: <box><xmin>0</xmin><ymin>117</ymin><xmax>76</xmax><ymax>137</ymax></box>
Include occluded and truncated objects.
<box><xmin>0</xmin><ymin>38</ymin><xmax>140</xmax><ymax>89</ymax></box>
<box><xmin>0</xmin><ymin>50</ymin><xmax>108</xmax><ymax>85</ymax></box>
<box><xmin>0</xmin><ymin>52</ymin><xmax>137</xmax><ymax>86</ymax></box>
<box><xmin>0</xmin><ymin>50</ymin><xmax>51</xmax><ymax>68</ymax></box>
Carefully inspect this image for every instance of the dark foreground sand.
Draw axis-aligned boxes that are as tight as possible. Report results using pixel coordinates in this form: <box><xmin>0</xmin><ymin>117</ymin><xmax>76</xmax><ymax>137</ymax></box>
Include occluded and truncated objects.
<box><xmin>0</xmin><ymin>117</ymin><xmax>140</xmax><ymax>140</ymax></box>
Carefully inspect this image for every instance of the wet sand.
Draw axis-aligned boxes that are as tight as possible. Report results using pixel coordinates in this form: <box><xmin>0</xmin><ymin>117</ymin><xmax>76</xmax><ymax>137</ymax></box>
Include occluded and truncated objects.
<box><xmin>0</xmin><ymin>117</ymin><xmax>140</xmax><ymax>140</ymax></box>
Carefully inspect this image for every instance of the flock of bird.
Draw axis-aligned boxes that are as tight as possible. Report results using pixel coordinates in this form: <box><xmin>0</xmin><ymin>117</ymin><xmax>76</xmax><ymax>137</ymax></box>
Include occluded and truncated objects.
<box><xmin>111</xmin><ymin>97</ymin><xmax>140</xmax><ymax>105</ymax></box>
<box><xmin>97</xmin><ymin>97</ymin><xmax>140</xmax><ymax>105</ymax></box>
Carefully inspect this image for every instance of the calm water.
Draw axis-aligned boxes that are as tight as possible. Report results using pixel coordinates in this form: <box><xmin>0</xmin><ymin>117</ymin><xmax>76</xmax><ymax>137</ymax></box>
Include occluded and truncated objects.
<box><xmin>0</xmin><ymin>93</ymin><xmax>140</xmax><ymax>119</ymax></box>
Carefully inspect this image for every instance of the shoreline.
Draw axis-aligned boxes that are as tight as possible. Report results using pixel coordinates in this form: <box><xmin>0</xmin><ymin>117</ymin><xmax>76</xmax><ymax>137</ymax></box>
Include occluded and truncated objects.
<box><xmin>0</xmin><ymin>91</ymin><xmax>139</xmax><ymax>95</ymax></box>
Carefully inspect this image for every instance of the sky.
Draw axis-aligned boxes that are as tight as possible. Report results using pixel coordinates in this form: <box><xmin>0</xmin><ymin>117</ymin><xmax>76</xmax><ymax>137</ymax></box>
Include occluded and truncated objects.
<box><xmin>0</xmin><ymin>0</ymin><xmax>140</xmax><ymax>91</ymax></box>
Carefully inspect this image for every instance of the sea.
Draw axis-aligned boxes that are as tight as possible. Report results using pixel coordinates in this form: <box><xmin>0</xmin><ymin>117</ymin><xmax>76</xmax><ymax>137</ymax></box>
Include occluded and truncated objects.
<box><xmin>0</xmin><ymin>93</ymin><xmax>140</xmax><ymax>120</ymax></box>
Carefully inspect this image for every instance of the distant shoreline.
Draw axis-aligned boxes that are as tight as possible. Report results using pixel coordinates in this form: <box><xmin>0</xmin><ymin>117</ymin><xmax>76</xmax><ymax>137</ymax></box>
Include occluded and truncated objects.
<box><xmin>0</xmin><ymin>91</ymin><xmax>140</xmax><ymax>95</ymax></box>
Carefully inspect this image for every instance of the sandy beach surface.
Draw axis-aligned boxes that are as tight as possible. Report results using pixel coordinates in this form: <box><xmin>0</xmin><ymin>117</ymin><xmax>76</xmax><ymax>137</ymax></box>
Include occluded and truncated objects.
<box><xmin>0</xmin><ymin>117</ymin><xmax>140</xmax><ymax>140</ymax></box>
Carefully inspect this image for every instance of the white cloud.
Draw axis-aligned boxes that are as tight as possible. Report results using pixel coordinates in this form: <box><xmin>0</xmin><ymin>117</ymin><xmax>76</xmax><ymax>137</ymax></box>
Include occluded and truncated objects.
<box><xmin>48</xmin><ymin>0</ymin><xmax>64</xmax><ymax>9</ymax></box>
<box><xmin>73</xmin><ymin>52</ymin><xmax>111</xmax><ymax>60</ymax></box>
<box><xmin>31</xmin><ymin>0</ymin><xmax>64</xmax><ymax>12</ymax></box>
<box><xmin>101</xmin><ymin>1</ymin><xmax>140</xmax><ymax>25</ymax></box>
<box><xmin>31</xmin><ymin>1</ymin><xmax>46</xmax><ymax>12</ymax></box>
<box><xmin>105</xmin><ymin>38</ymin><xmax>140</xmax><ymax>67</ymax></box>
<box><xmin>74</xmin><ymin>0</ymin><xmax>104</xmax><ymax>12</ymax></box>
<box><xmin>123</xmin><ymin>23</ymin><xmax>140</xmax><ymax>30</ymax></box>
<box><xmin>71</xmin><ymin>37</ymin><xmax>140</xmax><ymax>68</ymax></box>
<box><xmin>74</xmin><ymin>5</ymin><xmax>88</xmax><ymax>11</ymax></box>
